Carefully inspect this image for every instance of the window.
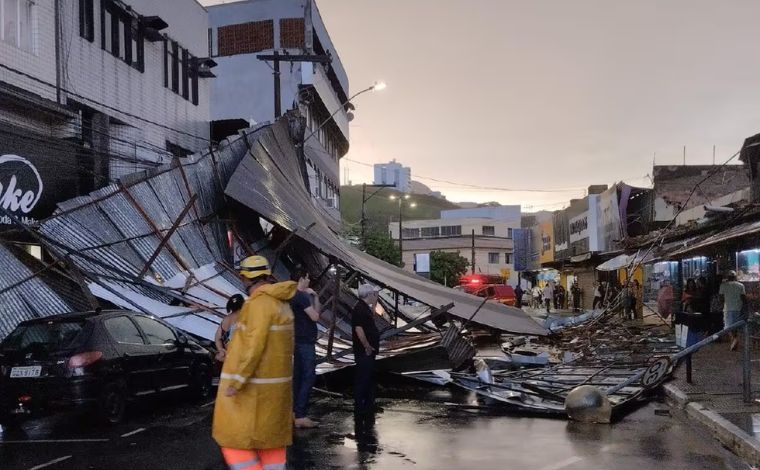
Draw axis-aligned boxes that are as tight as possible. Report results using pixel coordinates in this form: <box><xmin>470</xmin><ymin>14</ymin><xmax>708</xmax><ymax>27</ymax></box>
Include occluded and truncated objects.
<box><xmin>441</xmin><ymin>225</ymin><xmax>462</xmax><ymax>236</ymax></box>
<box><xmin>101</xmin><ymin>0</ymin><xmax>143</xmax><ymax>71</ymax></box>
<box><xmin>79</xmin><ymin>0</ymin><xmax>94</xmax><ymax>41</ymax></box>
<box><xmin>482</xmin><ymin>225</ymin><xmax>495</xmax><ymax>236</ymax></box>
<box><xmin>505</xmin><ymin>253</ymin><xmax>512</xmax><ymax>264</ymax></box>
<box><xmin>507</xmin><ymin>228</ymin><xmax>513</xmax><ymax>239</ymax></box>
<box><xmin>2</xmin><ymin>0</ymin><xmax>34</xmax><ymax>53</ymax></box>
<box><xmin>488</xmin><ymin>252</ymin><xmax>500</xmax><ymax>264</ymax></box>
<box><xmin>421</xmin><ymin>227</ymin><xmax>440</xmax><ymax>238</ymax></box>
<box><xmin>133</xmin><ymin>317</ymin><xmax>176</xmax><ymax>346</ymax></box>
<box><xmin>402</xmin><ymin>228</ymin><xmax>420</xmax><ymax>238</ymax></box>
<box><xmin>104</xmin><ymin>317</ymin><xmax>144</xmax><ymax>345</ymax></box>
<box><xmin>164</xmin><ymin>38</ymin><xmax>199</xmax><ymax>105</ymax></box>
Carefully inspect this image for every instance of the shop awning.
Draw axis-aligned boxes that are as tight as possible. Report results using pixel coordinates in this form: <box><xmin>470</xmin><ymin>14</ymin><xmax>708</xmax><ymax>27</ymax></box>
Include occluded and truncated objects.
<box><xmin>668</xmin><ymin>219</ymin><xmax>760</xmax><ymax>258</ymax></box>
<box><xmin>224</xmin><ymin>122</ymin><xmax>548</xmax><ymax>336</ymax></box>
<box><xmin>596</xmin><ymin>250</ymin><xmax>654</xmax><ymax>271</ymax></box>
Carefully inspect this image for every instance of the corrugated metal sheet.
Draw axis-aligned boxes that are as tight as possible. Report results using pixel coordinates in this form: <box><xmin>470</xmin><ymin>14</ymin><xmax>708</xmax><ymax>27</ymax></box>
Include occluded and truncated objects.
<box><xmin>225</xmin><ymin>121</ymin><xmax>547</xmax><ymax>336</ymax></box>
<box><xmin>0</xmin><ymin>243</ymin><xmax>89</xmax><ymax>340</ymax></box>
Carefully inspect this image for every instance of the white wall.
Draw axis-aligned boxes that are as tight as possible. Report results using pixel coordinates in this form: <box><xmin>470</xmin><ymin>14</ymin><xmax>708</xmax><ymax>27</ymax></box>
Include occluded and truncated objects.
<box><xmin>0</xmin><ymin>0</ymin><xmax>58</xmax><ymax>102</ymax></box>
<box><xmin>59</xmin><ymin>0</ymin><xmax>211</xmax><ymax>155</ymax></box>
<box><xmin>441</xmin><ymin>206</ymin><xmax>522</xmax><ymax>222</ymax></box>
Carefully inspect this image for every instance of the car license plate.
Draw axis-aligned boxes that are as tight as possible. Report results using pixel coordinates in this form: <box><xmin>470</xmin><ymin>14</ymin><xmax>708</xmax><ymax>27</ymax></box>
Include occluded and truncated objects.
<box><xmin>10</xmin><ymin>366</ymin><xmax>42</xmax><ymax>378</ymax></box>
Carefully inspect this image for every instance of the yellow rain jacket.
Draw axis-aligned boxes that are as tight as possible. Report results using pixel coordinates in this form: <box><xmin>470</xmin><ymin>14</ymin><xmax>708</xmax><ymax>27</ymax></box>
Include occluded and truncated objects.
<box><xmin>212</xmin><ymin>281</ymin><xmax>297</xmax><ymax>450</ymax></box>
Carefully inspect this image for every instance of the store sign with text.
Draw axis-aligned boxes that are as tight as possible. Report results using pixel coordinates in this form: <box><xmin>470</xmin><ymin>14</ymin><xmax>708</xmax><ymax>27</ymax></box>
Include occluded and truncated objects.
<box><xmin>0</xmin><ymin>155</ymin><xmax>44</xmax><ymax>226</ymax></box>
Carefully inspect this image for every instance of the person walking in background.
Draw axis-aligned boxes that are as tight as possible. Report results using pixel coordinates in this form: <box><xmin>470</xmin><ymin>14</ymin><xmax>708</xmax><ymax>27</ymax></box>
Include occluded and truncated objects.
<box><xmin>542</xmin><ymin>282</ymin><xmax>554</xmax><ymax>314</ymax></box>
<box><xmin>352</xmin><ymin>284</ymin><xmax>381</xmax><ymax>415</ymax></box>
<box><xmin>532</xmin><ymin>285</ymin><xmax>542</xmax><ymax>309</ymax></box>
<box><xmin>571</xmin><ymin>281</ymin><xmax>582</xmax><ymax>313</ymax></box>
<box><xmin>514</xmin><ymin>284</ymin><xmax>524</xmax><ymax>309</ymax></box>
<box><xmin>720</xmin><ymin>270</ymin><xmax>747</xmax><ymax>351</ymax></box>
<box><xmin>213</xmin><ymin>255</ymin><xmax>297</xmax><ymax>470</ymax></box>
<box><xmin>290</xmin><ymin>267</ymin><xmax>322</xmax><ymax>429</ymax></box>
<box><xmin>592</xmin><ymin>282</ymin><xmax>603</xmax><ymax>310</ymax></box>
<box><xmin>657</xmin><ymin>280</ymin><xmax>674</xmax><ymax>319</ymax></box>
<box><xmin>682</xmin><ymin>278</ymin><xmax>698</xmax><ymax>313</ymax></box>
<box><xmin>214</xmin><ymin>294</ymin><xmax>245</xmax><ymax>362</ymax></box>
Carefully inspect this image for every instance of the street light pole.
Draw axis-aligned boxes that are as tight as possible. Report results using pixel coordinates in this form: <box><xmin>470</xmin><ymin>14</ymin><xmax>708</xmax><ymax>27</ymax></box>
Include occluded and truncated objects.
<box><xmin>300</xmin><ymin>81</ymin><xmax>386</xmax><ymax>147</ymax></box>
<box><xmin>390</xmin><ymin>194</ymin><xmax>415</xmax><ymax>267</ymax></box>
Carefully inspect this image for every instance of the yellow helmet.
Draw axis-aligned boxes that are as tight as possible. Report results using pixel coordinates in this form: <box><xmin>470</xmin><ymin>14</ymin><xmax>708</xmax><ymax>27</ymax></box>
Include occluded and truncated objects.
<box><xmin>239</xmin><ymin>255</ymin><xmax>272</xmax><ymax>280</ymax></box>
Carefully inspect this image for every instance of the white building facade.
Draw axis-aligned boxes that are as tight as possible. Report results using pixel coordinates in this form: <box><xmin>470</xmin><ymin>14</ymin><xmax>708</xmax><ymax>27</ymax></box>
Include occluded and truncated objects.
<box><xmin>0</xmin><ymin>0</ymin><xmax>212</xmax><ymax>235</ymax></box>
<box><xmin>207</xmin><ymin>0</ymin><xmax>349</xmax><ymax>222</ymax></box>
<box><xmin>389</xmin><ymin>217</ymin><xmax>518</xmax><ymax>284</ymax></box>
<box><xmin>374</xmin><ymin>159</ymin><xmax>411</xmax><ymax>193</ymax></box>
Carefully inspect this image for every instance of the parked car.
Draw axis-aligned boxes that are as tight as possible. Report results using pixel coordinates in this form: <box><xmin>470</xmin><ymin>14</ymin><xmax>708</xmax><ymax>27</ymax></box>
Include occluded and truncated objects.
<box><xmin>473</xmin><ymin>284</ymin><xmax>517</xmax><ymax>307</ymax></box>
<box><xmin>0</xmin><ymin>310</ymin><xmax>214</xmax><ymax>425</ymax></box>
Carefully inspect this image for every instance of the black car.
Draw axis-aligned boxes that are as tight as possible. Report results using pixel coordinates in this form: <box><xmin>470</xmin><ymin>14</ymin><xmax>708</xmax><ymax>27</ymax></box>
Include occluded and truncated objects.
<box><xmin>0</xmin><ymin>310</ymin><xmax>214</xmax><ymax>425</ymax></box>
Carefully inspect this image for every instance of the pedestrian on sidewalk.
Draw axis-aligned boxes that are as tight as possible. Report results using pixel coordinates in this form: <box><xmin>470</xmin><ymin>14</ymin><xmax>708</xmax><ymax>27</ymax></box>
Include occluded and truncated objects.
<box><xmin>719</xmin><ymin>270</ymin><xmax>747</xmax><ymax>351</ymax></box>
<box><xmin>214</xmin><ymin>294</ymin><xmax>245</xmax><ymax>362</ymax></box>
<box><xmin>542</xmin><ymin>283</ymin><xmax>554</xmax><ymax>314</ymax></box>
<box><xmin>290</xmin><ymin>267</ymin><xmax>322</xmax><ymax>429</ymax></box>
<box><xmin>571</xmin><ymin>281</ymin><xmax>581</xmax><ymax>313</ymax></box>
<box><xmin>352</xmin><ymin>283</ymin><xmax>381</xmax><ymax>415</ymax></box>
<box><xmin>514</xmin><ymin>284</ymin><xmax>524</xmax><ymax>309</ymax></box>
<box><xmin>213</xmin><ymin>255</ymin><xmax>297</xmax><ymax>470</ymax></box>
<box><xmin>532</xmin><ymin>285</ymin><xmax>542</xmax><ymax>309</ymax></box>
<box><xmin>592</xmin><ymin>282</ymin><xmax>603</xmax><ymax>310</ymax></box>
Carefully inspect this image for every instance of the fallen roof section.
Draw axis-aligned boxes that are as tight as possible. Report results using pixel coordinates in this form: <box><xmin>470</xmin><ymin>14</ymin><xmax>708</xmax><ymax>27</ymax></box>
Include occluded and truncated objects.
<box><xmin>224</xmin><ymin>121</ymin><xmax>547</xmax><ymax>336</ymax></box>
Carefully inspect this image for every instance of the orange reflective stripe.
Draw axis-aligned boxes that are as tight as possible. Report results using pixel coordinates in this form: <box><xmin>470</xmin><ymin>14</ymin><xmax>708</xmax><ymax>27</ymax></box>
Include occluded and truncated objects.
<box><xmin>259</xmin><ymin>447</ymin><xmax>286</xmax><ymax>467</ymax></box>
<box><xmin>221</xmin><ymin>448</ymin><xmax>263</xmax><ymax>470</ymax></box>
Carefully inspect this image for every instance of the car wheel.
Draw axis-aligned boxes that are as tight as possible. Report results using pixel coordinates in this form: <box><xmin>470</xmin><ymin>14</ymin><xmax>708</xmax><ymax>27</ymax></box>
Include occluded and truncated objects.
<box><xmin>191</xmin><ymin>363</ymin><xmax>213</xmax><ymax>400</ymax></box>
<box><xmin>98</xmin><ymin>382</ymin><xmax>126</xmax><ymax>424</ymax></box>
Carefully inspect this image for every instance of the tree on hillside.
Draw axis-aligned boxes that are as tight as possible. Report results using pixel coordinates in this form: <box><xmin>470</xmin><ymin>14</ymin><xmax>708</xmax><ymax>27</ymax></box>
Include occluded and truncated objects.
<box><xmin>364</xmin><ymin>230</ymin><xmax>402</xmax><ymax>267</ymax></box>
<box><xmin>430</xmin><ymin>251</ymin><xmax>470</xmax><ymax>287</ymax></box>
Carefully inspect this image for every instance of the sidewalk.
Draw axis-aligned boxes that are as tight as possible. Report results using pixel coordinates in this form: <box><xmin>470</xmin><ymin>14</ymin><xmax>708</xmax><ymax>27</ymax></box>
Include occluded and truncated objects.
<box><xmin>664</xmin><ymin>340</ymin><xmax>760</xmax><ymax>466</ymax></box>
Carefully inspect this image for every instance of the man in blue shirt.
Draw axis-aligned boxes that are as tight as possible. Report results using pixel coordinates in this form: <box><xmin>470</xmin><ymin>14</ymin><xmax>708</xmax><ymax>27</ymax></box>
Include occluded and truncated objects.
<box><xmin>290</xmin><ymin>267</ymin><xmax>322</xmax><ymax>428</ymax></box>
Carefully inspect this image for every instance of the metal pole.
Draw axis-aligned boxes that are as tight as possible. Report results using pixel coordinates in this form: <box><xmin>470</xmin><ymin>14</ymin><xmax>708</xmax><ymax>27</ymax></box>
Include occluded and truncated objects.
<box><xmin>361</xmin><ymin>183</ymin><xmax>367</xmax><ymax>250</ymax></box>
<box><xmin>326</xmin><ymin>268</ymin><xmax>340</xmax><ymax>361</ymax></box>
<box><xmin>471</xmin><ymin>229</ymin><xmax>476</xmax><ymax>274</ymax></box>
<box><xmin>273</xmin><ymin>51</ymin><xmax>281</xmax><ymax>118</ymax></box>
<box><xmin>398</xmin><ymin>198</ymin><xmax>403</xmax><ymax>266</ymax></box>
<box><xmin>743</xmin><ymin>319</ymin><xmax>752</xmax><ymax>402</ymax></box>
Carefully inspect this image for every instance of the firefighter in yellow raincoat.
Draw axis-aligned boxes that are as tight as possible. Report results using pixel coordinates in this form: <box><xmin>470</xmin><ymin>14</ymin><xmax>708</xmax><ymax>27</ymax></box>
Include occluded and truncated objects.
<box><xmin>213</xmin><ymin>255</ymin><xmax>297</xmax><ymax>470</ymax></box>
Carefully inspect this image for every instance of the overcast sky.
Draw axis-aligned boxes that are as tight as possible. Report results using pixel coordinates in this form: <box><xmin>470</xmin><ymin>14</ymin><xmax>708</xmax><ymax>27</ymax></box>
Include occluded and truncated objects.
<box><xmin>202</xmin><ymin>0</ymin><xmax>760</xmax><ymax>209</ymax></box>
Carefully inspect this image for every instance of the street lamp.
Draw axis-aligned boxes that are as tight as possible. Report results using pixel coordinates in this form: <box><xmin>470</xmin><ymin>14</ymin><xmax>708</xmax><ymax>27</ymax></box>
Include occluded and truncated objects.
<box><xmin>301</xmin><ymin>80</ymin><xmax>387</xmax><ymax>146</ymax></box>
<box><xmin>390</xmin><ymin>194</ymin><xmax>416</xmax><ymax>266</ymax></box>
<box><xmin>360</xmin><ymin>183</ymin><xmax>395</xmax><ymax>250</ymax></box>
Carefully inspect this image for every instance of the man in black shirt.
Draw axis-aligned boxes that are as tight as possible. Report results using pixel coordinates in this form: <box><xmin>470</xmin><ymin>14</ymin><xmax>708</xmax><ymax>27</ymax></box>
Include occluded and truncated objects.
<box><xmin>290</xmin><ymin>267</ymin><xmax>322</xmax><ymax>428</ymax></box>
<box><xmin>352</xmin><ymin>283</ymin><xmax>381</xmax><ymax>414</ymax></box>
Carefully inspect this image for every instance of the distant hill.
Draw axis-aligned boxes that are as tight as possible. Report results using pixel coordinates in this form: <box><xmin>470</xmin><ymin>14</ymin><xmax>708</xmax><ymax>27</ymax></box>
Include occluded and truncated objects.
<box><xmin>340</xmin><ymin>185</ymin><xmax>460</xmax><ymax>233</ymax></box>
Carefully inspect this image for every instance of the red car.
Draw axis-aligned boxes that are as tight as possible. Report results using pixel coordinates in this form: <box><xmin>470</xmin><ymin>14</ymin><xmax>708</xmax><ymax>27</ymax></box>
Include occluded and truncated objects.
<box><xmin>473</xmin><ymin>284</ymin><xmax>517</xmax><ymax>307</ymax></box>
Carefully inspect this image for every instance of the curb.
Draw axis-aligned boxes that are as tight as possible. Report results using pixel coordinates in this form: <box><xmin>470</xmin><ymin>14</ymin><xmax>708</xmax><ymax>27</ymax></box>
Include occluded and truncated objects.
<box><xmin>664</xmin><ymin>383</ymin><xmax>760</xmax><ymax>467</ymax></box>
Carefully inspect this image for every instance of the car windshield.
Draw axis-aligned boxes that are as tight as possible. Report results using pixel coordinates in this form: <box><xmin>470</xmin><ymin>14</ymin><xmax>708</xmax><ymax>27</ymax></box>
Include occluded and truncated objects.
<box><xmin>2</xmin><ymin>321</ymin><xmax>85</xmax><ymax>353</ymax></box>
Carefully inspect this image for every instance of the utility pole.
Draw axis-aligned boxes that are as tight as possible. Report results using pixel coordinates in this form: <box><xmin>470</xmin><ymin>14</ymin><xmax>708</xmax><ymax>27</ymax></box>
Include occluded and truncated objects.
<box><xmin>273</xmin><ymin>51</ymin><xmax>281</xmax><ymax>118</ymax></box>
<box><xmin>471</xmin><ymin>229</ymin><xmax>476</xmax><ymax>274</ymax></box>
<box><xmin>713</xmin><ymin>145</ymin><xmax>716</xmax><ymax>165</ymax></box>
<box><xmin>256</xmin><ymin>53</ymin><xmax>332</xmax><ymax>119</ymax></box>
<box><xmin>398</xmin><ymin>198</ymin><xmax>404</xmax><ymax>264</ymax></box>
<box><xmin>683</xmin><ymin>146</ymin><xmax>686</xmax><ymax>166</ymax></box>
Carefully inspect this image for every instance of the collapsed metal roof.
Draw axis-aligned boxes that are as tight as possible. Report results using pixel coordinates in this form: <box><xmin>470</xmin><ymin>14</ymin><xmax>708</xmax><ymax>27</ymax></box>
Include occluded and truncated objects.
<box><xmin>225</xmin><ymin>121</ymin><xmax>547</xmax><ymax>336</ymax></box>
<box><xmin>0</xmin><ymin>242</ymin><xmax>90</xmax><ymax>339</ymax></box>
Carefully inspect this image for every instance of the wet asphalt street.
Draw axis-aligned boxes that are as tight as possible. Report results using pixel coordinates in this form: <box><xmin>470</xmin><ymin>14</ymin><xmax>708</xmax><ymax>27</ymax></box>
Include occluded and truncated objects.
<box><xmin>0</xmin><ymin>380</ymin><xmax>752</xmax><ymax>470</ymax></box>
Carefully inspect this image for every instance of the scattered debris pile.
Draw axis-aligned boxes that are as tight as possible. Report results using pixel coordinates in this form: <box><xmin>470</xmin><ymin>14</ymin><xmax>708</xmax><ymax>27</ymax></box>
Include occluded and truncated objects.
<box><xmin>406</xmin><ymin>309</ymin><xmax>679</xmax><ymax>422</ymax></box>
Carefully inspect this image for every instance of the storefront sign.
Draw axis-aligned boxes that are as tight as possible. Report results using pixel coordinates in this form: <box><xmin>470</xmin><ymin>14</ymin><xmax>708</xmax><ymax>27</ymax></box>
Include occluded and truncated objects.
<box><xmin>513</xmin><ymin>228</ymin><xmax>530</xmax><ymax>271</ymax></box>
<box><xmin>599</xmin><ymin>186</ymin><xmax>622</xmax><ymax>252</ymax></box>
<box><xmin>553</xmin><ymin>210</ymin><xmax>570</xmax><ymax>261</ymax></box>
<box><xmin>539</xmin><ymin>220</ymin><xmax>554</xmax><ymax>264</ymax></box>
<box><xmin>0</xmin><ymin>125</ymin><xmax>94</xmax><ymax>228</ymax></box>
<box><xmin>569</xmin><ymin>213</ymin><xmax>588</xmax><ymax>243</ymax></box>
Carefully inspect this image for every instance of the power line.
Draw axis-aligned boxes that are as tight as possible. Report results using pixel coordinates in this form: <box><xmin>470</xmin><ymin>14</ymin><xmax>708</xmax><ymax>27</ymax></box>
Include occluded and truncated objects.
<box><xmin>0</xmin><ymin>62</ymin><xmax>211</xmax><ymax>144</ymax></box>
<box><xmin>343</xmin><ymin>158</ymin><xmax>588</xmax><ymax>193</ymax></box>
